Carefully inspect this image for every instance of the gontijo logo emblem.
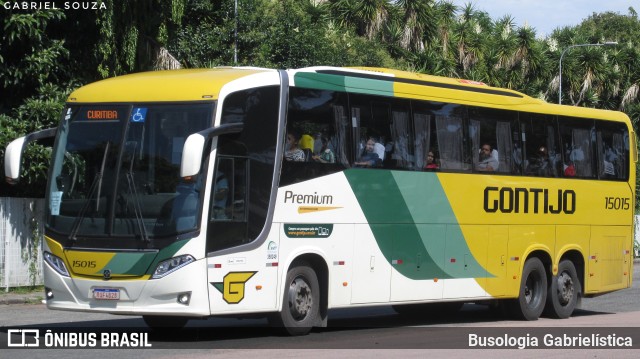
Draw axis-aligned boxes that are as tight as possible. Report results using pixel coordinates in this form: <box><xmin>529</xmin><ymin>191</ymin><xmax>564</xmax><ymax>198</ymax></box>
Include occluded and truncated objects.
<box><xmin>211</xmin><ymin>272</ymin><xmax>257</xmax><ymax>304</ymax></box>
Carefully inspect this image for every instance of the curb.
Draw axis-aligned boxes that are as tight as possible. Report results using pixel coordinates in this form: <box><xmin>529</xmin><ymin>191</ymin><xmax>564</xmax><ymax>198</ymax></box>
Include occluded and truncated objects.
<box><xmin>0</xmin><ymin>296</ymin><xmax>44</xmax><ymax>306</ymax></box>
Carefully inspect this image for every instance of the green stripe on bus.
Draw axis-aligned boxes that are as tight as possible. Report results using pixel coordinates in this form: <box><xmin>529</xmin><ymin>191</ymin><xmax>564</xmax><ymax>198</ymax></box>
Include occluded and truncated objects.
<box><xmin>144</xmin><ymin>239</ymin><xmax>191</xmax><ymax>275</ymax></box>
<box><xmin>97</xmin><ymin>252</ymin><xmax>156</xmax><ymax>276</ymax></box>
<box><xmin>345</xmin><ymin>169</ymin><xmax>490</xmax><ymax>280</ymax></box>
<box><xmin>95</xmin><ymin>239</ymin><xmax>190</xmax><ymax>276</ymax></box>
<box><xmin>294</xmin><ymin>73</ymin><xmax>393</xmax><ymax>96</ymax></box>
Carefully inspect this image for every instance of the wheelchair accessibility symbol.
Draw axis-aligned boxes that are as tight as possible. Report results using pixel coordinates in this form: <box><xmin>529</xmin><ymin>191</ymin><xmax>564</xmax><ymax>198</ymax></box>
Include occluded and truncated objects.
<box><xmin>130</xmin><ymin>108</ymin><xmax>147</xmax><ymax>123</ymax></box>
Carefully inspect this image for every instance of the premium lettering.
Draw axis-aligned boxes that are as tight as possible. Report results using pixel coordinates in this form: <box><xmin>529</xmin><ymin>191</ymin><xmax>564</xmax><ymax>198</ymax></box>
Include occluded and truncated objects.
<box><xmin>284</xmin><ymin>191</ymin><xmax>333</xmax><ymax>205</ymax></box>
<box><xmin>484</xmin><ymin>186</ymin><xmax>575</xmax><ymax>214</ymax></box>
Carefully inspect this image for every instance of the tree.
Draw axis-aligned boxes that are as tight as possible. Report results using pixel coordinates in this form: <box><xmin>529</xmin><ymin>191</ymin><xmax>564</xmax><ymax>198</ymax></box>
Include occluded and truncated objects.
<box><xmin>0</xmin><ymin>5</ymin><xmax>71</xmax><ymax>197</ymax></box>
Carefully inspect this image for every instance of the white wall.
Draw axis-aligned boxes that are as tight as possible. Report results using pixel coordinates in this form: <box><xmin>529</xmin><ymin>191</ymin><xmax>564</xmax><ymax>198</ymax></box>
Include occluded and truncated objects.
<box><xmin>0</xmin><ymin>197</ymin><xmax>44</xmax><ymax>290</ymax></box>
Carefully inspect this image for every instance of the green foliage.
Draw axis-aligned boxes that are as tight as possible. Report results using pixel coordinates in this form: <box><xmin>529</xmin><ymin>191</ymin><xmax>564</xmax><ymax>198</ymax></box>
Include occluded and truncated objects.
<box><xmin>1</xmin><ymin>0</ymin><xmax>640</xmax><ymax>203</ymax></box>
<box><xmin>0</xmin><ymin>5</ymin><xmax>73</xmax><ymax>197</ymax></box>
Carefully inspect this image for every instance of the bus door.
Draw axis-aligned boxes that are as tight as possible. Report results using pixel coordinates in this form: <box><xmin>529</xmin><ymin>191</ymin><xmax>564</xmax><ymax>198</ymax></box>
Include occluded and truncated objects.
<box><xmin>203</xmin><ymin>83</ymin><xmax>283</xmax><ymax>314</ymax></box>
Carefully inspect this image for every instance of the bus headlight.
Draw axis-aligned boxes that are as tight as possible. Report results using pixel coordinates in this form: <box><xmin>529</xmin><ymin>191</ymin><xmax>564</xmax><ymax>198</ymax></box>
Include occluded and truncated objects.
<box><xmin>43</xmin><ymin>252</ymin><xmax>70</xmax><ymax>277</ymax></box>
<box><xmin>151</xmin><ymin>255</ymin><xmax>195</xmax><ymax>279</ymax></box>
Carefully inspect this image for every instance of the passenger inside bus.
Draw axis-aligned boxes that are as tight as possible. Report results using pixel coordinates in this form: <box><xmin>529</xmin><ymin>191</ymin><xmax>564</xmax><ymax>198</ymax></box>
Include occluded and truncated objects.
<box><xmin>476</xmin><ymin>143</ymin><xmax>498</xmax><ymax>172</ymax></box>
<box><xmin>354</xmin><ymin>138</ymin><xmax>382</xmax><ymax>167</ymax></box>
<box><xmin>284</xmin><ymin>131</ymin><xmax>305</xmax><ymax>162</ymax></box>
<box><xmin>424</xmin><ymin>150</ymin><xmax>439</xmax><ymax>171</ymax></box>
<box><xmin>526</xmin><ymin>145</ymin><xmax>552</xmax><ymax>176</ymax></box>
<box><xmin>312</xmin><ymin>137</ymin><xmax>336</xmax><ymax>164</ymax></box>
<box><xmin>299</xmin><ymin>133</ymin><xmax>314</xmax><ymax>161</ymax></box>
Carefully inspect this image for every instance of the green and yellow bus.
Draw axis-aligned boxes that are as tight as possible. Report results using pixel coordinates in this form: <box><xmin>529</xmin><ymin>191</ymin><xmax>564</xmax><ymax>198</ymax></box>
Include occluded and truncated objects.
<box><xmin>4</xmin><ymin>66</ymin><xmax>636</xmax><ymax>335</ymax></box>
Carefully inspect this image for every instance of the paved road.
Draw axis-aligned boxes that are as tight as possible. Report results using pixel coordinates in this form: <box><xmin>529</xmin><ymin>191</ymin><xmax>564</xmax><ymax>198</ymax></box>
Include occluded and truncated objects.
<box><xmin>1</xmin><ymin>262</ymin><xmax>639</xmax><ymax>358</ymax></box>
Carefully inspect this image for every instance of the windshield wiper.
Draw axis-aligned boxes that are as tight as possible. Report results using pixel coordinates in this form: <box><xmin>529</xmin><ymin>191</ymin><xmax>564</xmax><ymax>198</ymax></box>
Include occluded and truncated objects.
<box><xmin>69</xmin><ymin>141</ymin><xmax>110</xmax><ymax>242</ymax></box>
<box><xmin>122</xmin><ymin>141</ymin><xmax>150</xmax><ymax>243</ymax></box>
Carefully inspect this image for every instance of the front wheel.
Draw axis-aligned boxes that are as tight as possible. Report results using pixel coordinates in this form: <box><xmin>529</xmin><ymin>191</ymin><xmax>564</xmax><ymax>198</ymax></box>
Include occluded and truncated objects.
<box><xmin>509</xmin><ymin>257</ymin><xmax>547</xmax><ymax>320</ymax></box>
<box><xmin>544</xmin><ymin>259</ymin><xmax>580</xmax><ymax>318</ymax></box>
<box><xmin>269</xmin><ymin>263</ymin><xmax>320</xmax><ymax>336</ymax></box>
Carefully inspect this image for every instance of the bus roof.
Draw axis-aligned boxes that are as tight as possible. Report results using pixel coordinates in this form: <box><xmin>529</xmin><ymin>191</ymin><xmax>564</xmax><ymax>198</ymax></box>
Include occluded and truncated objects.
<box><xmin>67</xmin><ymin>66</ymin><xmax>630</xmax><ymax>124</ymax></box>
<box><xmin>67</xmin><ymin>68</ymin><xmax>274</xmax><ymax>103</ymax></box>
<box><xmin>291</xmin><ymin>66</ymin><xmax>630</xmax><ymax>123</ymax></box>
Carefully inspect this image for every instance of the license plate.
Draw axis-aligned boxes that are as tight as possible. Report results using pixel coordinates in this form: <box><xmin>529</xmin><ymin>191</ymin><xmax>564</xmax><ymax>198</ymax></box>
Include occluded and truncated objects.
<box><xmin>93</xmin><ymin>288</ymin><xmax>120</xmax><ymax>300</ymax></box>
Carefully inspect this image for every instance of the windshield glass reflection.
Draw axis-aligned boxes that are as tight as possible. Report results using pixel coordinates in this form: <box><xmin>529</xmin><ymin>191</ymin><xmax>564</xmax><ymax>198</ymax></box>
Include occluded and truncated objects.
<box><xmin>46</xmin><ymin>104</ymin><xmax>212</xmax><ymax>248</ymax></box>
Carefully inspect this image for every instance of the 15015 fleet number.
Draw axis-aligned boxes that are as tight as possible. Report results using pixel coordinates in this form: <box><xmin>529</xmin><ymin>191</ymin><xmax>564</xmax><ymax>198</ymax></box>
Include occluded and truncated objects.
<box><xmin>605</xmin><ymin>197</ymin><xmax>630</xmax><ymax>210</ymax></box>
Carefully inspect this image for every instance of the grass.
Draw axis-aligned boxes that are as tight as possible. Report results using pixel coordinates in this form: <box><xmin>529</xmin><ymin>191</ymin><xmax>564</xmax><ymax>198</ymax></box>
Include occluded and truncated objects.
<box><xmin>2</xmin><ymin>285</ymin><xmax>44</xmax><ymax>294</ymax></box>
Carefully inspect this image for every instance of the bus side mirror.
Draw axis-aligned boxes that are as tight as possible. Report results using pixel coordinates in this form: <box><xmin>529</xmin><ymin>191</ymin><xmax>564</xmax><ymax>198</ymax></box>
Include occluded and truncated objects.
<box><xmin>4</xmin><ymin>127</ymin><xmax>57</xmax><ymax>184</ymax></box>
<box><xmin>4</xmin><ymin>136</ymin><xmax>28</xmax><ymax>184</ymax></box>
<box><xmin>181</xmin><ymin>133</ymin><xmax>205</xmax><ymax>178</ymax></box>
<box><xmin>180</xmin><ymin>123</ymin><xmax>244</xmax><ymax>178</ymax></box>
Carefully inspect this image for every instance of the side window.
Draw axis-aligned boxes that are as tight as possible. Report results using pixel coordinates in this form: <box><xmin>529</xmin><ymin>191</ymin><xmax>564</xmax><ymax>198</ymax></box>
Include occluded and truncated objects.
<box><xmin>280</xmin><ymin>88</ymin><xmax>349</xmax><ymax>185</ymax></box>
<box><xmin>596</xmin><ymin>121</ymin><xmax>629</xmax><ymax>180</ymax></box>
<box><xmin>558</xmin><ymin>116</ymin><xmax>596</xmax><ymax>179</ymax></box>
<box><xmin>350</xmin><ymin>95</ymin><xmax>390</xmax><ymax>168</ymax></box>
<box><xmin>522</xmin><ymin>114</ymin><xmax>561</xmax><ymax>177</ymax></box>
<box><xmin>210</xmin><ymin>156</ymin><xmax>247</xmax><ymax>222</ymax></box>
<box><xmin>208</xmin><ymin>155</ymin><xmax>249</xmax><ymax>252</ymax></box>
<box><xmin>412</xmin><ymin>106</ymin><xmax>435</xmax><ymax>171</ymax></box>
<box><xmin>207</xmin><ymin>86</ymin><xmax>279</xmax><ymax>253</ymax></box>
<box><xmin>389</xmin><ymin>103</ymin><xmax>413</xmax><ymax>169</ymax></box>
<box><xmin>432</xmin><ymin>103</ymin><xmax>469</xmax><ymax>171</ymax></box>
<box><xmin>467</xmin><ymin>107</ymin><xmax>520</xmax><ymax>174</ymax></box>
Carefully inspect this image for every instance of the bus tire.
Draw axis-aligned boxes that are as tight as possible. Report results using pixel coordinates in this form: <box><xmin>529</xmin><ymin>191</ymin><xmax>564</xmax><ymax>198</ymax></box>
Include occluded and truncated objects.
<box><xmin>510</xmin><ymin>257</ymin><xmax>547</xmax><ymax>320</ymax></box>
<box><xmin>142</xmin><ymin>315</ymin><xmax>188</xmax><ymax>330</ymax></box>
<box><xmin>544</xmin><ymin>259</ymin><xmax>580</xmax><ymax>319</ymax></box>
<box><xmin>270</xmin><ymin>262</ymin><xmax>320</xmax><ymax>336</ymax></box>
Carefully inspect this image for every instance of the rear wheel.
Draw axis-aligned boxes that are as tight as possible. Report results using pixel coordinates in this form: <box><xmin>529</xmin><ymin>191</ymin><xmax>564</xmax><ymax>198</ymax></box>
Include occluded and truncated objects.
<box><xmin>509</xmin><ymin>257</ymin><xmax>547</xmax><ymax>320</ymax></box>
<box><xmin>142</xmin><ymin>315</ymin><xmax>189</xmax><ymax>330</ymax></box>
<box><xmin>269</xmin><ymin>262</ymin><xmax>320</xmax><ymax>336</ymax></box>
<box><xmin>544</xmin><ymin>259</ymin><xmax>580</xmax><ymax>318</ymax></box>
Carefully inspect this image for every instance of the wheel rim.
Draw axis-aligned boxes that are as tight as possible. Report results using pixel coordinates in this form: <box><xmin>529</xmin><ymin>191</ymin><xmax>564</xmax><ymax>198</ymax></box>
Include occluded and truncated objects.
<box><xmin>556</xmin><ymin>271</ymin><xmax>574</xmax><ymax>306</ymax></box>
<box><xmin>288</xmin><ymin>275</ymin><xmax>313</xmax><ymax>321</ymax></box>
<box><xmin>524</xmin><ymin>271</ymin><xmax>541</xmax><ymax>307</ymax></box>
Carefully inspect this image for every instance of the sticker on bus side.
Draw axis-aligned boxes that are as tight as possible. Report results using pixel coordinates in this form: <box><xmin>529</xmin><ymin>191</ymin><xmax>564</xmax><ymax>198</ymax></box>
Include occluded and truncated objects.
<box><xmin>284</xmin><ymin>224</ymin><xmax>333</xmax><ymax>238</ymax></box>
<box><xmin>130</xmin><ymin>108</ymin><xmax>147</xmax><ymax>123</ymax></box>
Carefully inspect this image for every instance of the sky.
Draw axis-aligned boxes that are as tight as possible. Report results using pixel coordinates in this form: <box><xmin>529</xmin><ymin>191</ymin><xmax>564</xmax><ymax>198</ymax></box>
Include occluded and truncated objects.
<box><xmin>449</xmin><ymin>0</ymin><xmax>636</xmax><ymax>37</ymax></box>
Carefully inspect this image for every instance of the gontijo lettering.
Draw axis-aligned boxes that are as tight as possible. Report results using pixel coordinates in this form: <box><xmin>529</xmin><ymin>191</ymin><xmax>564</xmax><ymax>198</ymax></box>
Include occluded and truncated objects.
<box><xmin>484</xmin><ymin>186</ymin><xmax>576</xmax><ymax>214</ymax></box>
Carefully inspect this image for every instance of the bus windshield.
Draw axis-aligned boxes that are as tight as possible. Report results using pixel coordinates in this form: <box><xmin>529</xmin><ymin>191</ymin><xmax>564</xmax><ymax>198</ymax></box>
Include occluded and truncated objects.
<box><xmin>46</xmin><ymin>103</ymin><xmax>212</xmax><ymax>249</ymax></box>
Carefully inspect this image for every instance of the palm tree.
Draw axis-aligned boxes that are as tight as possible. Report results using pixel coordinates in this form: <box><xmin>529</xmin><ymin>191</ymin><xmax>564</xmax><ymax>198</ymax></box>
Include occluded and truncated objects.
<box><xmin>396</xmin><ymin>0</ymin><xmax>436</xmax><ymax>52</ymax></box>
<box><xmin>434</xmin><ymin>0</ymin><xmax>458</xmax><ymax>58</ymax></box>
<box><xmin>452</xmin><ymin>3</ymin><xmax>487</xmax><ymax>75</ymax></box>
<box><xmin>327</xmin><ymin>0</ymin><xmax>391</xmax><ymax>39</ymax></box>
